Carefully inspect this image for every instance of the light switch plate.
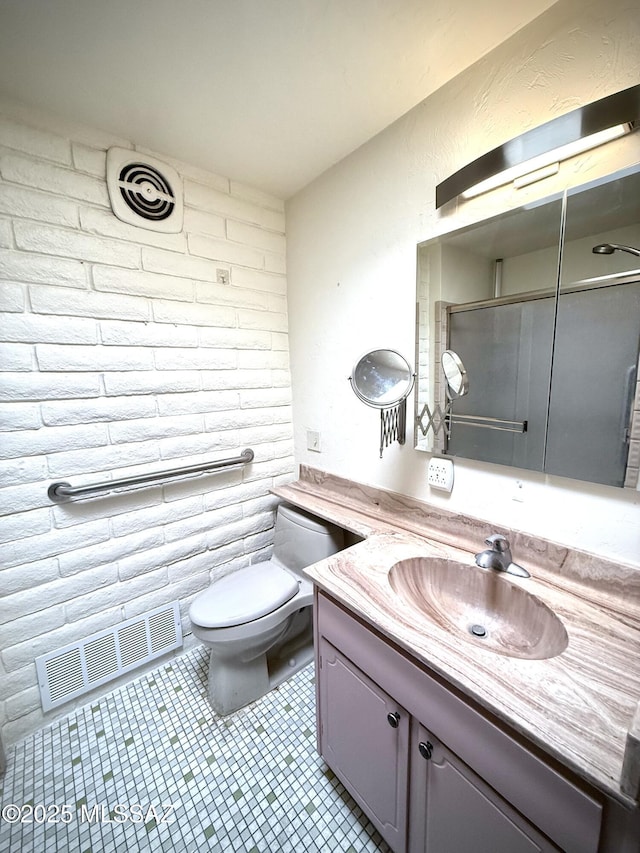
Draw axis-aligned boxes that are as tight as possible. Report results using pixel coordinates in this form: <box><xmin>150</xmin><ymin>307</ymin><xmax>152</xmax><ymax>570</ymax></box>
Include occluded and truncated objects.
<box><xmin>307</xmin><ymin>430</ymin><xmax>321</xmax><ymax>452</ymax></box>
<box><xmin>427</xmin><ymin>457</ymin><xmax>454</xmax><ymax>492</ymax></box>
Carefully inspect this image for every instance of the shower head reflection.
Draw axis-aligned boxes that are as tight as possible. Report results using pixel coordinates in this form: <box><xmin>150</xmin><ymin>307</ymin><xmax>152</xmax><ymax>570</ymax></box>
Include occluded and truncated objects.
<box><xmin>592</xmin><ymin>243</ymin><xmax>640</xmax><ymax>257</ymax></box>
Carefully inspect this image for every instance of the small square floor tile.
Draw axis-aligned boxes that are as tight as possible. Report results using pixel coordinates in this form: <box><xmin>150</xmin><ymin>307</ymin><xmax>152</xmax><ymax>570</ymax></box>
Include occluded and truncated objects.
<box><xmin>0</xmin><ymin>647</ymin><xmax>390</xmax><ymax>852</ymax></box>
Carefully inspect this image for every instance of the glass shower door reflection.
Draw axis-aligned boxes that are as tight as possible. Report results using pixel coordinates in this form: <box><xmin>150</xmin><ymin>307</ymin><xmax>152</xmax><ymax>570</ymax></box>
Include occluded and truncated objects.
<box><xmin>544</xmin><ymin>168</ymin><xmax>640</xmax><ymax>487</ymax></box>
<box><xmin>544</xmin><ymin>282</ymin><xmax>640</xmax><ymax>487</ymax></box>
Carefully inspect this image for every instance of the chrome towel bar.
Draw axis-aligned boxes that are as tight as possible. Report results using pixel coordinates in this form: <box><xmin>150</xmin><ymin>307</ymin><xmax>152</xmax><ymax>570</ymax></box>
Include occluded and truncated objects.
<box><xmin>446</xmin><ymin>413</ymin><xmax>528</xmax><ymax>434</ymax></box>
<box><xmin>47</xmin><ymin>448</ymin><xmax>255</xmax><ymax>503</ymax></box>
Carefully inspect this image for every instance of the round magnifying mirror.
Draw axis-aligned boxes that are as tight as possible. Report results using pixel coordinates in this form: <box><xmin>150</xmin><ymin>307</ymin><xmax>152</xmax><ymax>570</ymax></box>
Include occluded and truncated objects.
<box><xmin>350</xmin><ymin>349</ymin><xmax>414</xmax><ymax>408</ymax></box>
<box><xmin>441</xmin><ymin>350</ymin><xmax>468</xmax><ymax>398</ymax></box>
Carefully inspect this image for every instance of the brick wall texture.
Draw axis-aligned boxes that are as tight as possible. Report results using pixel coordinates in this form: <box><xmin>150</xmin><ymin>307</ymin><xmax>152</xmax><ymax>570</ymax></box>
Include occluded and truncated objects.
<box><xmin>0</xmin><ymin>99</ymin><xmax>294</xmax><ymax>744</ymax></box>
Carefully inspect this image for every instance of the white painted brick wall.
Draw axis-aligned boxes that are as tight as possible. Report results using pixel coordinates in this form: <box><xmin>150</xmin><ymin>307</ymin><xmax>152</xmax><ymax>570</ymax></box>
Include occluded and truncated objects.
<box><xmin>0</xmin><ymin>152</ymin><xmax>109</xmax><ymax>205</ymax></box>
<box><xmin>0</xmin><ymin>117</ymin><xmax>72</xmax><ymax>164</ymax></box>
<box><xmin>0</xmin><ymin>249</ymin><xmax>88</xmax><ymax>287</ymax></box>
<box><xmin>0</xmin><ymin>101</ymin><xmax>293</xmax><ymax>745</ymax></box>
<box><xmin>0</xmin><ymin>218</ymin><xmax>12</xmax><ymax>248</ymax></box>
<box><xmin>45</xmin><ymin>440</ymin><xmax>161</xmax><ymax>477</ymax></box>
<box><xmin>2</xmin><ymin>313</ymin><xmax>98</xmax><ymax>344</ymax></box>
<box><xmin>29</xmin><ymin>284</ymin><xmax>150</xmax><ymax>320</ymax></box>
<box><xmin>0</xmin><ymin>281</ymin><xmax>25</xmax><ymax>311</ymax></box>
<box><xmin>0</xmin><ymin>184</ymin><xmax>80</xmax><ymax>227</ymax></box>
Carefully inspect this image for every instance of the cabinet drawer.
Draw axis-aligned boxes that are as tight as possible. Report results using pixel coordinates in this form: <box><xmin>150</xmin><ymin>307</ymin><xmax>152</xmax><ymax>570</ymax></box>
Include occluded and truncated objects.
<box><xmin>316</xmin><ymin>591</ymin><xmax>603</xmax><ymax>853</ymax></box>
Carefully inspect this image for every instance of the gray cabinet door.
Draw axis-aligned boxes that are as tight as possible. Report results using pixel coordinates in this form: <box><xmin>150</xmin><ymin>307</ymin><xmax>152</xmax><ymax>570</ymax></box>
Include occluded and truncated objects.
<box><xmin>410</xmin><ymin>722</ymin><xmax>559</xmax><ymax>853</ymax></box>
<box><xmin>318</xmin><ymin>637</ymin><xmax>409</xmax><ymax>852</ymax></box>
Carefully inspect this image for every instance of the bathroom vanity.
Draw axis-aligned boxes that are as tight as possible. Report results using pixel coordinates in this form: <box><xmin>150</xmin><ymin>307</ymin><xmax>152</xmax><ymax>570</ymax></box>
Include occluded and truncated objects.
<box><xmin>272</xmin><ymin>468</ymin><xmax>640</xmax><ymax>853</ymax></box>
<box><xmin>317</xmin><ymin>587</ymin><xmax>595</xmax><ymax>852</ymax></box>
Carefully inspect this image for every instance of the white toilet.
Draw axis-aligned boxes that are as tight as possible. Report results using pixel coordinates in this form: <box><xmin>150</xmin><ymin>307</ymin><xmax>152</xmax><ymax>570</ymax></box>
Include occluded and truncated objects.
<box><xmin>189</xmin><ymin>503</ymin><xmax>344</xmax><ymax>714</ymax></box>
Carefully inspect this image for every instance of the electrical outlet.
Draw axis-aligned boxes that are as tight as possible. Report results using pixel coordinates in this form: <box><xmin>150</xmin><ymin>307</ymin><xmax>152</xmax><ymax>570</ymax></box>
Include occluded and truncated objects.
<box><xmin>307</xmin><ymin>430</ymin><xmax>321</xmax><ymax>452</ymax></box>
<box><xmin>427</xmin><ymin>457</ymin><xmax>454</xmax><ymax>492</ymax></box>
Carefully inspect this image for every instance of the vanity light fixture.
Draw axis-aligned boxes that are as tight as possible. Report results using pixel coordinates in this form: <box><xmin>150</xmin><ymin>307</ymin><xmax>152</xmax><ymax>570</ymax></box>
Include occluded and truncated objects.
<box><xmin>435</xmin><ymin>85</ymin><xmax>640</xmax><ymax>208</ymax></box>
<box><xmin>461</xmin><ymin>124</ymin><xmax>630</xmax><ymax>199</ymax></box>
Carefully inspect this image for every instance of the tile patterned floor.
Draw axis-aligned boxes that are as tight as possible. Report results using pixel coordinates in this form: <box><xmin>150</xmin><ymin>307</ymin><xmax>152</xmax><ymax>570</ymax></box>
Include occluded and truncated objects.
<box><xmin>0</xmin><ymin>647</ymin><xmax>391</xmax><ymax>852</ymax></box>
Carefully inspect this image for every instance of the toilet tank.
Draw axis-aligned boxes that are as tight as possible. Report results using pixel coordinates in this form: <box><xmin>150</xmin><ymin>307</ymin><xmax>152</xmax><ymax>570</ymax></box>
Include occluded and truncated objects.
<box><xmin>272</xmin><ymin>503</ymin><xmax>344</xmax><ymax>575</ymax></box>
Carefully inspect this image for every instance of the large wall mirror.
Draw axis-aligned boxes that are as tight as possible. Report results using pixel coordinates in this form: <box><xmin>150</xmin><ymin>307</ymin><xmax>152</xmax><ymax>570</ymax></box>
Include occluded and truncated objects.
<box><xmin>415</xmin><ymin>163</ymin><xmax>640</xmax><ymax>489</ymax></box>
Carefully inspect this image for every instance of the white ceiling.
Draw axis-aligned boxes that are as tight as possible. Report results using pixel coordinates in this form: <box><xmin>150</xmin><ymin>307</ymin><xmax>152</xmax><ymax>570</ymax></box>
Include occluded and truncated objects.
<box><xmin>0</xmin><ymin>1</ymin><xmax>558</xmax><ymax>199</ymax></box>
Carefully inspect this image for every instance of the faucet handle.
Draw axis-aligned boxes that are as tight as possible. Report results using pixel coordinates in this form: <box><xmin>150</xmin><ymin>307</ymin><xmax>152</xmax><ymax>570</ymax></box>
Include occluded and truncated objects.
<box><xmin>485</xmin><ymin>533</ymin><xmax>510</xmax><ymax>552</ymax></box>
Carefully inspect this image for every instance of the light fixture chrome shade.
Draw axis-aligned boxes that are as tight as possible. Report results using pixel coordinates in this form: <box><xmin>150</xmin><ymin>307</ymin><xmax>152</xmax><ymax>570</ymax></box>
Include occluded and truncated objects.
<box><xmin>436</xmin><ymin>85</ymin><xmax>640</xmax><ymax>208</ymax></box>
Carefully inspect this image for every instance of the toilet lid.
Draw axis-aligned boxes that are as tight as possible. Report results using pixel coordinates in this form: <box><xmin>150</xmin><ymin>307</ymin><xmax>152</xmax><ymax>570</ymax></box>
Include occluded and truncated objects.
<box><xmin>190</xmin><ymin>562</ymin><xmax>299</xmax><ymax>628</ymax></box>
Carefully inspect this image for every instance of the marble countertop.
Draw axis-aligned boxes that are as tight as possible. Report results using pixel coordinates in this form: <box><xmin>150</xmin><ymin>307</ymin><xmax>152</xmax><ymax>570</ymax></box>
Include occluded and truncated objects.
<box><xmin>272</xmin><ymin>467</ymin><xmax>640</xmax><ymax>808</ymax></box>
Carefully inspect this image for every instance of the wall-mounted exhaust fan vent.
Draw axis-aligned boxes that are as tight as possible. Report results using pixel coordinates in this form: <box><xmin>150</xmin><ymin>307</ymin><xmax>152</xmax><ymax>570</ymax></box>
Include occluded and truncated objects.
<box><xmin>35</xmin><ymin>602</ymin><xmax>183</xmax><ymax>712</ymax></box>
<box><xmin>106</xmin><ymin>147</ymin><xmax>183</xmax><ymax>233</ymax></box>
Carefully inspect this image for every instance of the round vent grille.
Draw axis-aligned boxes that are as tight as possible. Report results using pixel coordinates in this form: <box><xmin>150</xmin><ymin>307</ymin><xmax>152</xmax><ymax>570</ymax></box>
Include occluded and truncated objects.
<box><xmin>106</xmin><ymin>147</ymin><xmax>183</xmax><ymax>233</ymax></box>
<box><xmin>118</xmin><ymin>163</ymin><xmax>175</xmax><ymax>221</ymax></box>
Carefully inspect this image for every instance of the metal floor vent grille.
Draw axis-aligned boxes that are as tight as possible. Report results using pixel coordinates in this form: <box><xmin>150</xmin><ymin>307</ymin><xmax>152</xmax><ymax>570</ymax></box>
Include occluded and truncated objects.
<box><xmin>35</xmin><ymin>603</ymin><xmax>182</xmax><ymax>712</ymax></box>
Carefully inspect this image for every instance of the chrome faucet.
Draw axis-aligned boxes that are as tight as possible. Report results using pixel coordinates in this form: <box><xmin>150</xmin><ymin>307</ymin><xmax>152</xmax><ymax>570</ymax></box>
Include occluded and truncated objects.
<box><xmin>475</xmin><ymin>534</ymin><xmax>530</xmax><ymax>578</ymax></box>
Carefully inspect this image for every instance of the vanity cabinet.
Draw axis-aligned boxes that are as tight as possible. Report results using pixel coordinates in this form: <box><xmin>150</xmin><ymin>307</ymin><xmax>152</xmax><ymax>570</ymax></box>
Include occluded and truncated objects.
<box><xmin>409</xmin><ymin>722</ymin><xmax>557</xmax><ymax>853</ymax></box>
<box><xmin>315</xmin><ymin>590</ymin><xmax>606</xmax><ymax>853</ymax></box>
<box><xmin>318</xmin><ymin>638</ymin><xmax>408</xmax><ymax>851</ymax></box>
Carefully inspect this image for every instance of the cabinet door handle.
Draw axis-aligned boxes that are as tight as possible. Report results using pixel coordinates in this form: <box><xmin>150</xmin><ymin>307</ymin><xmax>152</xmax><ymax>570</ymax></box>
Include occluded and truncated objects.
<box><xmin>387</xmin><ymin>711</ymin><xmax>400</xmax><ymax>728</ymax></box>
<box><xmin>419</xmin><ymin>741</ymin><xmax>433</xmax><ymax>760</ymax></box>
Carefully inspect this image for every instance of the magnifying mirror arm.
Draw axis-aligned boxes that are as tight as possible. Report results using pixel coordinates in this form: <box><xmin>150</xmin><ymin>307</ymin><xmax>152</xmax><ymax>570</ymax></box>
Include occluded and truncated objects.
<box><xmin>348</xmin><ymin>349</ymin><xmax>415</xmax><ymax>457</ymax></box>
<box><xmin>378</xmin><ymin>397</ymin><xmax>409</xmax><ymax>458</ymax></box>
<box><xmin>348</xmin><ymin>377</ymin><xmax>414</xmax><ymax>458</ymax></box>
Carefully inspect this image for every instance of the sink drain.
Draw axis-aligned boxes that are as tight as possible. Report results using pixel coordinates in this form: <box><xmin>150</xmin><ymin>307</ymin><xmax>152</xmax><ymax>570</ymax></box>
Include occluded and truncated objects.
<box><xmin>469</xmin><ymin>624</ymin><xmax>487</xmax><ymax>638</ymax></box>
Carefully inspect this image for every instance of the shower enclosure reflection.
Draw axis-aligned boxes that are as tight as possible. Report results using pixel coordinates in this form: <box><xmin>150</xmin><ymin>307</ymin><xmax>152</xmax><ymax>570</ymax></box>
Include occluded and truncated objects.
<box><xmin>592</xmin><ymin>243</ymin><xmax>640</xmax><ymax>258</ymax></box>
<box><xmin>415</xmin><ymin>164</ymin><xmax>640</xmax><ymax>488</ymax></box>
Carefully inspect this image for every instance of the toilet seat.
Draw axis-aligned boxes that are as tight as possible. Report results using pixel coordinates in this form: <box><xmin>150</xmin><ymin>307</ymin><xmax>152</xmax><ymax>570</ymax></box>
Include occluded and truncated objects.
<box><xmin>190</xmin><ymin>561</ymin><xmax>299</xmax><ymax>628</ymax></box>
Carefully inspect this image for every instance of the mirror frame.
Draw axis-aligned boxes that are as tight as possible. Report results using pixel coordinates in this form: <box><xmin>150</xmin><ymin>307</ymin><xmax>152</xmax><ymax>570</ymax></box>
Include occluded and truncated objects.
<box><xmin>441</xmin><ymin>350</ymin><xmax>469</xmax><ymax>398</ymax></box>
<box><xmin>415</xmin><ymin>162</ymin><xmax>640</xmax><ymax>489</ymax></box>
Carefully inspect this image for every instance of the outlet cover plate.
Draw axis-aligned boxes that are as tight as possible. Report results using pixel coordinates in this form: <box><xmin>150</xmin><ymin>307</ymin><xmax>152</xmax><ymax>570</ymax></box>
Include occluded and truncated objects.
<box><xmin>427</xmin><ymin>457</ymin><xmax>454</xmax><ymax>492</ymax></box>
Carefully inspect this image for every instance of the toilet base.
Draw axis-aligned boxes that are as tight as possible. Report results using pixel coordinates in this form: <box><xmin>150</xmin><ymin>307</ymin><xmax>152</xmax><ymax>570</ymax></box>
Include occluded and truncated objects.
<box><xmin>267</xmin><ymin>611</ymin><xmax>314</xmax><ymax>690</ymax></box>
<box><xmin>206</xmin><ymin>608</ymin><xmax>313</xmax><ymax>715</ymax></box>
<box><xmin>207</xmin><ymin>649</ymin><xmax>271</xmax><ymax>716</ymax></box>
